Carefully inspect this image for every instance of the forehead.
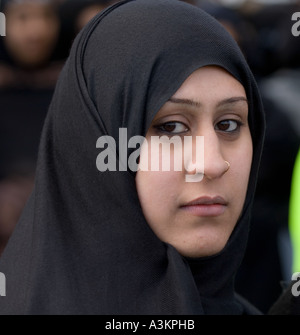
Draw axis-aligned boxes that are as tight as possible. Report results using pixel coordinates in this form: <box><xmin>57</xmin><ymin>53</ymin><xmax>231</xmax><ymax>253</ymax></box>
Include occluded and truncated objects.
<box><xmin>172</xmin><ymin>66</ymin><xmax>246</xmax><ymax>100</ymax></box>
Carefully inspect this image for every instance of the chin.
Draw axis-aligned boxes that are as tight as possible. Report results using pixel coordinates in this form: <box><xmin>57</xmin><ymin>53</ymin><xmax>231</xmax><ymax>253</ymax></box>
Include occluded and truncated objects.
<box><xmin>175</xmin><ymin>239</ymin><xmax>227</xmax><ymax>258</ymax></box>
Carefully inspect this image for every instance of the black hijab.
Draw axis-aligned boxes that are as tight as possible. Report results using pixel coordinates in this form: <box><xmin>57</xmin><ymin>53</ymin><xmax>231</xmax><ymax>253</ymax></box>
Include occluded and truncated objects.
<box><xmin>0</xmin><ymin>0</ymin><xmax>265</xmax><ymax>315</ymax></box>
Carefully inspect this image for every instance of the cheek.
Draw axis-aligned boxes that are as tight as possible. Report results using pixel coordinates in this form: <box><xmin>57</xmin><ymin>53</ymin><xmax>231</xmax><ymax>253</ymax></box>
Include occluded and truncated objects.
<box><xmin>229</xmin><ymin>138</ymin><xmax>253</xmax><ymax>211</ymax></box>
<box><xmin>136</xmin><ymin>170</ymin><xmax>180</xmax><ymax>206</ymax></box>
<box><xmin>135</xmin><ymin>170</ymin><xmax>181</xmax><ymax>228</ymax></box>
<box><xmin>5</xmin><ymin>22</ymin><xmax>21</xmax><ymax>43</ymax></box>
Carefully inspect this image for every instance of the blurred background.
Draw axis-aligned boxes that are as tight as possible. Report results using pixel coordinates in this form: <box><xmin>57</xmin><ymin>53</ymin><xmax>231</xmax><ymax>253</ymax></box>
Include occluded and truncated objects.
<box><xmin>0</xmin><ymin>0</ymin><xmax>299</xmax><ymax>314</ymax></box>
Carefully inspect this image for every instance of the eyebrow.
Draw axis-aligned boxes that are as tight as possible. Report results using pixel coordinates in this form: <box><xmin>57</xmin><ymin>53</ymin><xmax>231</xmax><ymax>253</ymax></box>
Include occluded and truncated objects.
<box><xmin>168</xmin><ymin>96</ymin><xmax>249</xmax><ymax>108</ymax></box>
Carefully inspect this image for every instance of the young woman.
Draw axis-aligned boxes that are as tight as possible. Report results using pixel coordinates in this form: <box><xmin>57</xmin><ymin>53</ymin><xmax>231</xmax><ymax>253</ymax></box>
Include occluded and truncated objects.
<box><xmin>0</xmin><ymin>0</ymin><xmax>265</xmax><ymax>315</ymax></box>
<box><xmin>0</xmin><ymin>0</ymin><xmax>63</xmax><ymax>256</ymax></box>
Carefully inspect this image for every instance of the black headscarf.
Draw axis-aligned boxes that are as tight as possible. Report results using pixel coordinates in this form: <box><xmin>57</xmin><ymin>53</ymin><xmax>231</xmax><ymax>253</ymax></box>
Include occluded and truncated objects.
<box><xmin>0</xmin><ymin>0</ymin><xmax>265</xmax><ymax>315</ymax></box>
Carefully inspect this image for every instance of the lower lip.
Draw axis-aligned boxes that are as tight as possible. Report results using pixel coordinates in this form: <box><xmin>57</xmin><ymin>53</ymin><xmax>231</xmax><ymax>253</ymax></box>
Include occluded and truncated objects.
<box><xmin>181</xmin><ymin>204</ymin><xmax>226</xmax><ymax>217</ymax></box>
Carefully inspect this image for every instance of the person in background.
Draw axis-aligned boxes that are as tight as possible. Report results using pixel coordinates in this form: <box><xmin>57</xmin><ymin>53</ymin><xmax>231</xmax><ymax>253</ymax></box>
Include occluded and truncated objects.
<box><xmin>57</xmin><ymin>0</ymin><xmax>117</xmax><ymax>60</ymax></box>
<box><xmin>0</xmin><ymin>0</ymin><xmax>63</xmax><ymax>255</ymax></box>
<box><xmin>0</xmin><ymin>0</ymin><xmax>62</xmax><ymax>87</ymax></box>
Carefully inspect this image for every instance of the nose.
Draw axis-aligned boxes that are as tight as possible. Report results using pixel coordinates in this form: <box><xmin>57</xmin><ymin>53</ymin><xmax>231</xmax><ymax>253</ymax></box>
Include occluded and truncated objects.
<box><xmin>184</xmin><ymin>128</ymin><xmax>229</xmax><ymax>181</ymax></box>
<box><xmin>204</xmin><ymin>129</ymin><xmax>229</xmax><ymax>180</ymax></box>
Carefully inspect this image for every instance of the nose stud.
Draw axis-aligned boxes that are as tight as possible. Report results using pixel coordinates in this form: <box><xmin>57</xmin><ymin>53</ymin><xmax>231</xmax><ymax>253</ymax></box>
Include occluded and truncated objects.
<box><xmin>224</xmin><ymin>161</ymin><xmax>230</xmax><ymax>173</ymax></box>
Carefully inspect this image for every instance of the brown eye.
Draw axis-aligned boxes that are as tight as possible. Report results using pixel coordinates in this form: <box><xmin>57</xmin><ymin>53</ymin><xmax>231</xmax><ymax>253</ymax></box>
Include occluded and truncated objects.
<box><xmin>216</xmin><ymin>120</ymin><xmax>240</xmax><ymax>132</ymax></box>
<box><xmin>164</xmin><ymin>123</ymin><xmax>177</xmax><ymax>132</ymax></box>
<box><xmin>155</xmin><ymin>122</ymin><xmax>188</xmax><ymax>135</ymax></box>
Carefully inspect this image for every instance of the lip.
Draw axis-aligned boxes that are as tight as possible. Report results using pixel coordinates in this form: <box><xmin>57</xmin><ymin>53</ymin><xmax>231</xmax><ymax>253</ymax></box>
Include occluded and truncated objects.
<box><xmin>180</xmin><ymin>196</ymin><xmax>228</xmax><ymax>217</ymax></box>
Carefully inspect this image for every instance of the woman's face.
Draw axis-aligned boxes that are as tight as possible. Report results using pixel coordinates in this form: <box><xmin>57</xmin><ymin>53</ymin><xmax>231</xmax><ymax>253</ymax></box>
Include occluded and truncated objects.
<box><xmin>136</xmin><ymin>66</ymin><xmax>253</xmax><ymax>258</ymax></box>
<box><xmin>4</xmin><ymin>1</ymin><xmax>59</xmax><ymax>68</ymax></box>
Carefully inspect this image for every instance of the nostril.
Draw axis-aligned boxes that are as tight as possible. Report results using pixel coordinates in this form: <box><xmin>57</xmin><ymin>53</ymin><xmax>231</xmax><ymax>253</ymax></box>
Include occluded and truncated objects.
<box><xmin>183</xmin><ymin>136</ymin><xmax>204</xmax><ymax>177</ymax></box>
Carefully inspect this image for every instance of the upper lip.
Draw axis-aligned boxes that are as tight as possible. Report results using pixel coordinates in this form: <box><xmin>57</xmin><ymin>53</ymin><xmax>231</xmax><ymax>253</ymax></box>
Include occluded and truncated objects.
<box><xmin>182</xmin><ymin>196</ymin><xmax>228</xmax><ymax>207</ymax></box>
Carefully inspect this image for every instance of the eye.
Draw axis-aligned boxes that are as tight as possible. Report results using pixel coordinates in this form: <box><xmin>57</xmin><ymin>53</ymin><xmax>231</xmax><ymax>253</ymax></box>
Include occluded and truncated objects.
<box><xmin>215</xmin><ymin>120</ymin><xmax>241</xmax><ymax>133</ymax></box>
<box><xmin>154</xmin><ymin>121</ymin><xmax>189</xmax><ymax>135</ymax></box>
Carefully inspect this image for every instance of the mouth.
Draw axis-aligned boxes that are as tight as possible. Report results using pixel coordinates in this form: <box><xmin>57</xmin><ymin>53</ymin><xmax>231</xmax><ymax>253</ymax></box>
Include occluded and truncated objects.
<box><xmin>180</xmin><ymin>196</ymin><xmax>228</xmax><ymax>217</ymax></box>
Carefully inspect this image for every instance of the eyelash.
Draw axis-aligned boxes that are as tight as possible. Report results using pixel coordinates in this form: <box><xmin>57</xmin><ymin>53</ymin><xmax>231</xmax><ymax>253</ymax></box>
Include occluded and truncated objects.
<box><xmin>215</xmin><ymin>120</ymin><xmax>243</xmax><ymax>133</ymax></box>
<box><xmin>154</xmin><ymin>120</ymin><xmax>243</xmax><ymax>135</ymax></box>
<box><xmin>154</xmin><ymin>121</ymin><xmax>189</xmax><ymax>135</ymax></box>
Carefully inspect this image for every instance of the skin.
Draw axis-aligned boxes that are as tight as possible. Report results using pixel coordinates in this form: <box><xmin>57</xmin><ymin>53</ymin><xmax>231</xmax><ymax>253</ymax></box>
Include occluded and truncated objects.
<box><xmin>136</xmin><ymin>66</ymin><xmax>253</xmax><ymax>258</ymax></box>
<box><xmin>4</xmin><ymin>2</ymin><xmax>59</xmax><ymax>68</ymax></box>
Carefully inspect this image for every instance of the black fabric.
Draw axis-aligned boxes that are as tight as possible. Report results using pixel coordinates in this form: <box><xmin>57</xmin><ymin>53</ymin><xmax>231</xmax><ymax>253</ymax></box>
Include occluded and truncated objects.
<box><xmin>268</xmin><ymin>281</ymin><xmax>300</xmax><ymax>315</ymax></box>
<box><xmin>0</xmin><ymin>0</ymin><xmax>265</xmax><ymax>315</ymax></box>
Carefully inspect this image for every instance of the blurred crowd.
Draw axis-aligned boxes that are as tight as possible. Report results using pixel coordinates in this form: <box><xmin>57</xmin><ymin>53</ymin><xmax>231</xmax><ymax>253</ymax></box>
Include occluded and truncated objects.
<box><xmin>0</xmin><ymin>0</ymin><xmax>119</xmax><ymax>255</ymax></box>
<box><xmin>0</xmin><ymin>0</ymin><xmax>299</xmax><ymax>314</ymax></box>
